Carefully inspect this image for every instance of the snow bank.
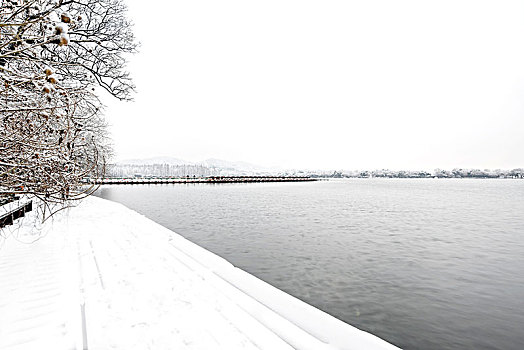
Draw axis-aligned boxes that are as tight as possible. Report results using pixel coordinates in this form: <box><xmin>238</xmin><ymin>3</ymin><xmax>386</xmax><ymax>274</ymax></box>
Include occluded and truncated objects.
<box><xmin>0</xmin><ymin>197</ymin><xmax>400</xmax><ymax>350</ymax></box>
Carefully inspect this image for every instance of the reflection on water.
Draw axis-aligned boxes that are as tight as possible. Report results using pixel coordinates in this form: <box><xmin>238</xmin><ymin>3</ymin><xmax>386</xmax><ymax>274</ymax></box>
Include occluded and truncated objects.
<box><xmin>96</xmin><ymin>179</ymin><xmax>524</xmax><ymax>350</ymax></box>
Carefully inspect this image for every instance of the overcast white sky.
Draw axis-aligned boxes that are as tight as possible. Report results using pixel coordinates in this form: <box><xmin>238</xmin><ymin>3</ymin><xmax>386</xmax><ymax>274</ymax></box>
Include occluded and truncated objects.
<box><xmin>103</xmin><ymin>0</ymin><xmax>524</xmax><ymax>170</ymax></box>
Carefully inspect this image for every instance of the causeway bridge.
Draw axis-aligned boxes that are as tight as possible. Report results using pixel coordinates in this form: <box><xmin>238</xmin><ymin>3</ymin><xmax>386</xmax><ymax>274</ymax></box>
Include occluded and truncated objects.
<box><xmin>91</xmin><ymin>176</ymin><xmax>317</xmax><ymax>185</ymax></box>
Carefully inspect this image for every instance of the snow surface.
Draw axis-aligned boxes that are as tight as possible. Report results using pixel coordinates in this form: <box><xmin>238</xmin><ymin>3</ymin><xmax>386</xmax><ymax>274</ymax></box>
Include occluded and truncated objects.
<box><xmin>0</xmin><ymin>197</ymin><xmax>400</xmax><ymax>350</ymax></box>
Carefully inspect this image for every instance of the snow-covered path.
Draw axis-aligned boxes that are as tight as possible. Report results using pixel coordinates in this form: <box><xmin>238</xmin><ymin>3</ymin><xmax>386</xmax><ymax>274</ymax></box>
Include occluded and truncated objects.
<box><xmin>0</xmin><ymin>197</ymin><xmax>399</xmax><ymax>350</ymax></box>
<box><xmin>0</xmin><ymin>223</ymin><xmax>78</xmax><ymax>349</ymax></box>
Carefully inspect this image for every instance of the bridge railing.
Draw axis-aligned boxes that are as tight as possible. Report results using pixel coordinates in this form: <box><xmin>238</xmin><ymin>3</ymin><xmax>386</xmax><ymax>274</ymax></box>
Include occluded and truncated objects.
<box><xmin>0</xmin><ymin>197</ymin><xmax>33</xmax><ymax>228</ymax></box>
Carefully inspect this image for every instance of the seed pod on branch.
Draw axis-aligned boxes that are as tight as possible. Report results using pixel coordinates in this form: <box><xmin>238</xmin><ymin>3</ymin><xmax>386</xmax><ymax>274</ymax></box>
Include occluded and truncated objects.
<box><xmin>47</xmin><ymin>74</ymin><xmax>59</xmax><ymax>84</ymax></box>
<box><xmin>61</xmin><ymin>12</ymin><xmax>71</xmax><ymax>24</ymax></box>
<box><xmin>59</xmin><ymin>33</ymin><xmax>69</xmax><ymax>46</ymax></box>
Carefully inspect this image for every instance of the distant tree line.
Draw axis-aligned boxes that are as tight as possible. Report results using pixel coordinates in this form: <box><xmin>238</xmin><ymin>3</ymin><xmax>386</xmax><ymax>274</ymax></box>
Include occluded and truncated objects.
<box><xmin>108</xmin><ymin>164</ymin><xmax>221</xmax><ymax>178</ymax></box>
<box><xmin>309</xmin><ymin>168</ymin><xmax>524</xmax><ymax>179</ymax></box>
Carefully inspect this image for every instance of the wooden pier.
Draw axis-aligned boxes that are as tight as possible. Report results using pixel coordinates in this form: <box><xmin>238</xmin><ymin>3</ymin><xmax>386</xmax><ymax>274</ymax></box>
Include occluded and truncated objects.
<box><xmin>91</xmin><ymin>176</ymin><xmax>316</xmax><ymax>185</ymax></box>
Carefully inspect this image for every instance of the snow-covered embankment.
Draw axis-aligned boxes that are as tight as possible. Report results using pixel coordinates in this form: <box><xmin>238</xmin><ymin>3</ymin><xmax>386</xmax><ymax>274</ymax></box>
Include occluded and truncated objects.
<box><xmin>0</xmin><ymin>197</ymin><xmax>400</xmax><ymax>350</ymax></box>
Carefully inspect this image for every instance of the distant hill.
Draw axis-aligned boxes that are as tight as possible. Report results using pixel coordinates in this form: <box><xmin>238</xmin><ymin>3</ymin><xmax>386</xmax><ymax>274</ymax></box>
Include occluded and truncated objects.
<box><xmin>117</xmin><ymin>157</ymin><xmax>190</xmax><ymax>166</ymax></box>
<box><xmin>199</xmin><ymin>158</ymin><xmax>263</xmax><ymax>172</ymax></box>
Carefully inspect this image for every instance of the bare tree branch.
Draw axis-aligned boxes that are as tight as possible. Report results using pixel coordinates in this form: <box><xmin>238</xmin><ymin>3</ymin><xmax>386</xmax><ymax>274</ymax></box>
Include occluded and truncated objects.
<box><xmin>1</xmin><ymin>0</ymin><xmax>135</xmax><ymax>222</ymax></box>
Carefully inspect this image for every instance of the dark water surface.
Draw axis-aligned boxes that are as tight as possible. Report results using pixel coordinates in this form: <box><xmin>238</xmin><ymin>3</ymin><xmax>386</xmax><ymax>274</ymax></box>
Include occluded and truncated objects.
<box><xmin>96</xmin><ymin>179</ymin><xmax>524</xmax><ymax>350</ymax></box>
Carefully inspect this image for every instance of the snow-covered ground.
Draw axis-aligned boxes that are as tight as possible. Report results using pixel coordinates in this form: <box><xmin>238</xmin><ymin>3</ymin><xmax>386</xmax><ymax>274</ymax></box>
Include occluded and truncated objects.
<box><xmin>0</xmin><ymin>197</ymin><xmax>399</xmax><ymax>350</ymax></box>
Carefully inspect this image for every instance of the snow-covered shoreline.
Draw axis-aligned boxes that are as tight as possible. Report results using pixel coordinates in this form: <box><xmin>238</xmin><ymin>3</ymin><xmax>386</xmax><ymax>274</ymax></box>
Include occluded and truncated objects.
<box><xmin>0</xmin><ymin>197</ymin><xmax>399</xmax><ymax>350</ymax></box>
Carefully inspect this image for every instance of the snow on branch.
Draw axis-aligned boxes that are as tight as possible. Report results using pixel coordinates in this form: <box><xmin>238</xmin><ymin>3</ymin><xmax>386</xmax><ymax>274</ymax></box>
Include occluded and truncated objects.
<box><xmin>1</xmin><ymin>0</ymin><xmax>136</xmax><ymax>222</ymax></box>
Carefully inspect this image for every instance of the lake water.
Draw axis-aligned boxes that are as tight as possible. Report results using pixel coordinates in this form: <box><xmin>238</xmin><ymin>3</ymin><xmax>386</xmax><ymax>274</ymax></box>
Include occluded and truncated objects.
<box><xmin>95</xmin><ymin>179</ymin><xmax>524</xmax><ymax>350</ymax></box>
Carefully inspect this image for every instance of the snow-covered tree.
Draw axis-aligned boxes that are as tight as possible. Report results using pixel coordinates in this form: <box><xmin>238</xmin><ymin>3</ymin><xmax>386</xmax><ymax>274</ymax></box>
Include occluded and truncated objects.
<box><xmin>1</xmin><ymin>0</ymin><xmax>136</xmax><ymax>219</ymax></box>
